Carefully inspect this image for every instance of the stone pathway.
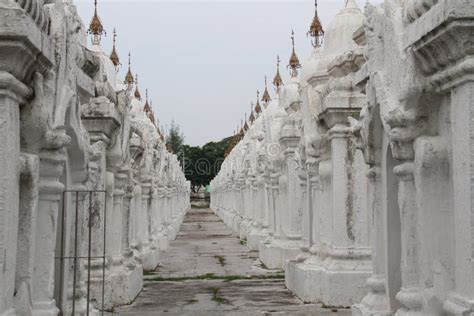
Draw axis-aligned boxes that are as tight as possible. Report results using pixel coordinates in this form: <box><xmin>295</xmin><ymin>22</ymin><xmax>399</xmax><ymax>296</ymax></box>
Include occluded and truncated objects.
<box><xmin>114</xmin><ymin>208</ymin><xmax>349</xmax><ymax>315</ymax></box>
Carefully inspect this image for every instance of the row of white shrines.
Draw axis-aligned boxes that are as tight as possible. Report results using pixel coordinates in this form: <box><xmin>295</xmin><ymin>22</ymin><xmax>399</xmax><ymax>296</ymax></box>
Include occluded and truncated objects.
<box><xmin>0</xmin><ymin>0</ymin><xmax>190</xmax><ymax>315</ymax></box>
<box><xmin>211</xmin><ymin>0</ymin><xmax>474</xmax><ymax>315</ymax></box>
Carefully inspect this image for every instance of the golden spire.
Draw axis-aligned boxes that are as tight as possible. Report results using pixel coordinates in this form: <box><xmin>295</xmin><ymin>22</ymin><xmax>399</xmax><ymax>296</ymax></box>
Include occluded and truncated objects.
<box><xmin>124</xmin><ymin>53</ymin><xmax>134</xmax><ymax>87</ymax></box>
<box><xmin>308</xmin><ymin>0</ymin><xmax>325</xmax><ymax>48</ymax></box>
<box><xmin>273</xmin><ymin>55</ymin><xmax>283</xmax><ymax>93</ymax></box>
<box><xmin>255</xmin><ymin>90</ymin><xmax>262</xmax><ymax>114</ymax></box>
<box><xmin>288</xmin><ymin>30</ymin><xmax>302</xmax><ymax>78</ymax></box>
<box><xmin>148</xmin><ymin>100</ymin><xmax>156</xmax><ymax>125</ymax></box>
<box><xmin>144</xmin><ymin>89</ymin><xmax>151</xmax><ymax>113</ymax></box>
<box><xmin>134</xmin><ymin>74</ymin><xmax>142</xmax><ymax>100</ymax></box>
<box><xmin>110</xmin><ymin>28</ymin><xmax>120</xmax><ymax>68</ymax></box>
<box><xmin>244</xmin><ymin>114</ymin><xmax>249</xmax><ymax>132</ymax></box>
<box><xmin>88</xmin><ymin>0</ymin><xmax>106</xmax><ymax>45</ymax></box>
<box><xmin>249</xmin><ymin>104</ymin><xmax>256</xmax><ymax>124</ymax></box>
<box><xmin>262</xmin><ymin>76</ymin><xmax>271</xmax><ymax>107</ymax></box>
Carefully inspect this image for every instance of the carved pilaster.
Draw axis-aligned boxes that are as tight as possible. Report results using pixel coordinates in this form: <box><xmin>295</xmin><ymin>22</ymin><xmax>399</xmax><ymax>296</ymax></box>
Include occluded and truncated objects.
<box><xmin>32</xmin><ymin>129</ymin><xmax>70</xmax><ymax>315</ymax></box>
<box><xmin>0</xmin><ymin>71</ymin><xmax>32</xmax><ymax>315</ymax></box>
<box><xmin>391</xmin><ymin>160</ymin><xmax>422</xmax><ymax>314</ymax></box>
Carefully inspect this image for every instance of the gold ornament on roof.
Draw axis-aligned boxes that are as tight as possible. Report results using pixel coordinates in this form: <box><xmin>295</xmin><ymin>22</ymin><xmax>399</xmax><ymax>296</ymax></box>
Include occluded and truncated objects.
<box><xmin>273</xmin><ymin>55</ymin><xmax>283</xmax><ymax>93</ymax></box>
<box><xmin>110</xmin><ymin>28</ymin><xmax>120</xmax><ymax>67</ymax></box>
<box><xmin>249</xmin><ymin>104</ymin><xmax>256</xmax><ymax>123</ymax></box>
<box><xmin>262</xmin><ymin>76</ymin><xmax>271</xmax><ymax>106</ymax></box>
<box><xmin>88</xmin><ymin>0</ymin><xmax>106</xmax><ymax>45</ymax></box>
<box><xmin>134</xmin><ymin>74</ymin><xmax>142</xmax><ymax>100</ymax></box>
<box><xmin>144</xmin><ymin>89</ymin><xmax>152</xmax><ymax>113</ymax></box>
<box><xmin>308</xmin><ymin>0</ymin><xmax>325</xmax><ymax>48</ymax></box>
<box><xmin>148</xmin><ymin>101</ymin><xmax>156</xmax><ymax>125</ymax></box>
<box><xmin>288</xmin><ymin>30</ymin><xmax>302</xmax><ymax>77</ymax></box>
<box><xmin>124</xmin><ymin>53</ymin><xmax>134</xmax><ymax>87</ymax></box>
<box><xmin>255</xmin><ymin>90</ymin><xmax>262</xmax><ymax>114</ymax></box>
<box><xmin>244</xmin><ymin>114</ymin><xmax>249</xmax><ymax>132</ymax></box>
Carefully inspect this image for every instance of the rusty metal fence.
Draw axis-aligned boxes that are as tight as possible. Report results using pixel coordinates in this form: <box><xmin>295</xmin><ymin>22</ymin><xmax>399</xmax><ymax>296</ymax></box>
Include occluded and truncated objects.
<box><xmin>56</xmin><ymin>190</ymin><xmax>107</xmax><ymax>316</ymax></box>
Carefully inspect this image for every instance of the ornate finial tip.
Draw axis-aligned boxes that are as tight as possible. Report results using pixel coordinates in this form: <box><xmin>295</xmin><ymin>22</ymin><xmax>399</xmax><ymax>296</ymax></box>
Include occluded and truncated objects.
<box><xmin>110</xmin><ymin>29</ymin><xmax>120</xmax><ymax>66</ymax></box>
<box><xmin>88</xmin><ymin>0</ymin><xmax>105</xmax><ymax>45</ymax></box>
<box><xmin>288</xmin><ymin>30</ymin><xmax>301</xmax><ymax>72</ymax></box>
<box><xmin>273</xmin><ymin>56</ymin><xmax>283</xmax><ymax>88</ymax></box>
<box><xmin>308</xmin><ymin>0</ymin><xmax>325</xmax><ymax>48</ymax></box>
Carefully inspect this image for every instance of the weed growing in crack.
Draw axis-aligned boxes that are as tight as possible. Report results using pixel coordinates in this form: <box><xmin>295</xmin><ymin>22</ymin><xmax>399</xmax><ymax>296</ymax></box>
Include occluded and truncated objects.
<box><xmin>214</xmin><ymin>255</ymin><xmax>226</xmax><ymax>266</ymax></box>
<box><xmin>259</xmin><ymin>261</ymin><xmax>269</xmax><ymax>270</ymax></box>
<box><xmin>143</xmin><ymin>270</ymin><xmax>158</xmax><ymax>276</ymax></box>
<box><xmin>208</xmin><ymin>287</ymin><xmax>228</xmax><ymax>304</ymax></box>
<box><xmin>148</xmin><ymin>273</ymin><xmax>285</xmax><ymax>282</ymax></box>
<box><xmin>185</xmin><ymin>299</ymin><xmax>199</xmax><ymax>304</ymax></box>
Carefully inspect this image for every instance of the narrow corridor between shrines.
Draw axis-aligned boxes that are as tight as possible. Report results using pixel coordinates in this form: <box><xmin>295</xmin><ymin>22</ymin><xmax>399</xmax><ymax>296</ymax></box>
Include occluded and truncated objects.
<box><xmin>114</xmin><ymin>208</ymin><xmax>349</xmax><ymax>315</ymax></box>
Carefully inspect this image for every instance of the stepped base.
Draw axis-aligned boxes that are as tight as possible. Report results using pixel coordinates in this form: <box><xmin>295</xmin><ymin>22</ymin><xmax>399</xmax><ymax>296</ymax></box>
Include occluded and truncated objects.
<box><xmin>286</xmin><ymin>254</ymin><xmax>371</xmax><ymax>307</ymax></box>
<box><xmin>259</xmin><ymin>239</ymin><xmax>301</xmax><ymax>270</ymax></box>
<box><xmin>142</xmin><ymin>247</ymin><xmax>160</xmax><ymax>271</ymax></box>
<box><xmin>247</xmin><ymin>230</ymin><xmax>268</xmax><ymax>251</ymax></box>
<box><xmin>111</xmin><ymin>264</ymin><xmax>143</xmax><ymax>306</ymax></box>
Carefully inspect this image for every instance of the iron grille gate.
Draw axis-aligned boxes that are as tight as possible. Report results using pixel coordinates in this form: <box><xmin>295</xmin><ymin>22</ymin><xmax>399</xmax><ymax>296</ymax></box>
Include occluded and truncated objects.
<box><xmin>56</xmin><ymin>190</ymin><xmax>107</xmax><ymax>316</ymax></box>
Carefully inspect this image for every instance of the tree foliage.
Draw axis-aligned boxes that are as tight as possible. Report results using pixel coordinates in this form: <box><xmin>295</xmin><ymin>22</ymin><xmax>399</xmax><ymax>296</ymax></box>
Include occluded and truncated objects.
<box><xmin>182</xmin><ymin>137</ymin><xmax>232</xmax><ymax>193</ymax></box>
<box><xmin>164</xmin><ymin>121</ymin><xmax>231</xmax><ymax>193</ymax></box>
<box><xmin>166</xmin><ymin>120</ymin><xmax>185</xmax><ymax>154</ymax></box>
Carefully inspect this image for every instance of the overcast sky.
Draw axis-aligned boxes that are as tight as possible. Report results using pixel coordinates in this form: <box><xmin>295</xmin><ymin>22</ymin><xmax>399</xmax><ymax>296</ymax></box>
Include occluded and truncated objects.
<box><xmin>75</xmin><ymin>0</ymin><xmax>381</xmax><ymax>146</ymax></box>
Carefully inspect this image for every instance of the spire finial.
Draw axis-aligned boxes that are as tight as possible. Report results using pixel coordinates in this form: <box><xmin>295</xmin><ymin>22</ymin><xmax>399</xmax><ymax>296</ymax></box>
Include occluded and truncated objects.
<box><xmin>124</xmin><ymin>52</ymin><xmax>134</xmax><ymax>87</ymax></box>
<box><xmin>144</xmin><ymin>90</ymin><xmax>151</xmax><ymax>113</ymax></box>
<box><xmin>307</xmin><ymin>0</ymin><xmax>325</xmax><ymax>48</ymax></box>
<box><xmin>109</xmin><ymin>28</ymin><xmax>121</xmax><ymax>69</ymax></box>
<box><xmin>273</xmin><ymin>55</ymin><xmax>283</xmax><ymax>94</ymax></box>
<box><xmin>255</xmin><ymin>90</ymin><xmax>262</xmax><ymax>114</ymax></box>
<box><xmin>288</xmin><ymin>30</ymin><xmax>301</xmax><ymax>78</ymax></box>
<box><xmin>88</xmin><ymin>0</ymin><xmax>106</xmax><ymax>45</ymax></box>
<box><xmin>110</xmin><ymin>28</ymin><xmax>121</xmax><ymax>68</ymax></box>
<box><xmin>134</xmin><ymin>74</ymin><xmax>142</xmax><ymax>100</ymax></box>
<box><xmin>262</xmin><ymin>75</ymin><xmax>271</xmax><ymax>107</ymax></box>
<box><xmin>249</xmin><ymin>103</ymin><xmax>256</xmax><ymax>123</ymax></box>
<box><xmin>344</xmin><ymin>0</ymin><xmax>359</xmax><ymax>9</ymax></box>
<box><xmin>291</xmin><ymin>29</ymin><xmax>295</xmax><ymax>50</ymax></box>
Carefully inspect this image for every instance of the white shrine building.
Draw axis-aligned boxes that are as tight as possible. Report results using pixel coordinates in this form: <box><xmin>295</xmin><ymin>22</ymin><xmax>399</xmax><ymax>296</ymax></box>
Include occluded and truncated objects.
<box><xmin>0</xmin><ymin>0</ymin><xmax>473</xmax><ymax>315</ymax></box>
<box><xmin>212</xmin><ymin>0</ymin><xmax>474</xmax><ymax>314</ymax></box>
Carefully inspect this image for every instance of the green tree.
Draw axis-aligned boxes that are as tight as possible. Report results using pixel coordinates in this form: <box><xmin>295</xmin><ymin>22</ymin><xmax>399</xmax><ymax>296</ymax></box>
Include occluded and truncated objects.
<box><xmin>166</xmin><ymin>120</ymin><xmax>185</xmax><ymax>154</ymax></box>
<box><xmin>181</xmin><ymin>137</ymin><xmax>232</xmax><ymax>193</ymax></box>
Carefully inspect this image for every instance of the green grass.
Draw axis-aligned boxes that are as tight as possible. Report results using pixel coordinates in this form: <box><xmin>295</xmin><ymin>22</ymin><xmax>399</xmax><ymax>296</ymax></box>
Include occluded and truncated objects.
<box><xmin>148</xmin><ymin>273</ymin><xmax>285</xmax><ymax>282</ymax></box>
<box><xmin>143</xmin><ymin>270</ymin><xmax>158</xmax><ymax>276</ymax></box>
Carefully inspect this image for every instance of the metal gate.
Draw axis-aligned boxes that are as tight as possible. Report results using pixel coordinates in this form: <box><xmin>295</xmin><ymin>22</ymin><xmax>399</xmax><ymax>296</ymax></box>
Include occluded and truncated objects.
<box><xmin>56</xmin><ymin>190</ymin><xmax>107</xmax><ymax>316</ymax></box>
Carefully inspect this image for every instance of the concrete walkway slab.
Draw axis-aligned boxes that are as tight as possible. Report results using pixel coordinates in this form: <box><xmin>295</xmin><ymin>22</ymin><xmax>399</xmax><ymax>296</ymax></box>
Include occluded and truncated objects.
<box><xmin>113</xmin><ymin>208</ymin><xmax>350</xmax><ymax>315</ymax></box>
